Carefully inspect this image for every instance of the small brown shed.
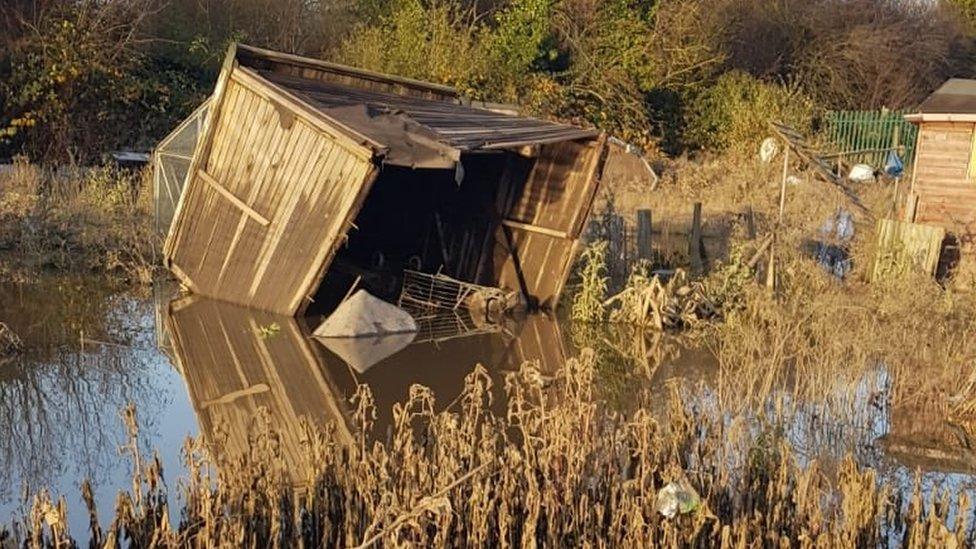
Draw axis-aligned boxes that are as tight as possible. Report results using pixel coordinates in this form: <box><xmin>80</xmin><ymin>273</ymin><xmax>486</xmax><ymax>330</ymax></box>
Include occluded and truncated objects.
<box><xmin>164</xmin><ymin>44</ymin><xmax>607</xmax><ymax>316</ymax></box>
<box><xmin>904</xmin><ymin>79</ymin><xmax>976</xmax><ymax>242</ymax></box>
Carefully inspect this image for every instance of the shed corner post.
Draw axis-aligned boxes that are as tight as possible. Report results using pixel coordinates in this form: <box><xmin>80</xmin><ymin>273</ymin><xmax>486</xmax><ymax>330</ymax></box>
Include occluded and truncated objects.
<box><xmin>906</xmin><ymin>120</ymin><xmax>923</xmax><ymax>223</ymax></box>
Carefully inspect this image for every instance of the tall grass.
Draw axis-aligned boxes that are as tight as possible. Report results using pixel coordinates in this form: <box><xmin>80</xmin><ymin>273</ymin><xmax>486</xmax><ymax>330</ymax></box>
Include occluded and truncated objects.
<box><xmin>0</xmin><ymin>159</ymin><xmax>156</xmax><ymax>284</ymax></box>
<box><xmin>4</xmin><ymin>353</ymin><xmax>974</xmax><ymax>547</ymax></box>
<box><xmin>571</xmin><ymin>241</ymin><xmax>608</xmax><ymax>323</ymax></box>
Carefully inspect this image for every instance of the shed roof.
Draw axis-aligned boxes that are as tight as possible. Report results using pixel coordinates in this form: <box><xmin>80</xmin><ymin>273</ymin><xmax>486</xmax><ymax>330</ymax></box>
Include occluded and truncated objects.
<box><xmin>918</xmin><ymin>79</ymin><xmax>976</xmax><ymax>114</ymax></box>
<box><xmin>235</xmin><ymin>44</ymin><xmax>600</xmax><ymax>168</ymax></box>
<box><xmin>906</xmin><ymin>79</ymin><xmax>976</xmax><ymax>123</ymax></box>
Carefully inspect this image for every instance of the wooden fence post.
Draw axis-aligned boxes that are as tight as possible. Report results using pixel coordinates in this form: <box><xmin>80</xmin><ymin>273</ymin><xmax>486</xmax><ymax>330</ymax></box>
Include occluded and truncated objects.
<box><xmin>689</xmin><ymin>202</ymin><xmax>705</xmax><ymax>275</ymax></box>
<box><xmin>744</xmin><ymin>205</ymin><xmax>756</xmax><ymax>240</ymax></box>
<box><xmin>637</xmin><ymin>209</ymin><xmax>653</xmax><ymax>262</ymax></box>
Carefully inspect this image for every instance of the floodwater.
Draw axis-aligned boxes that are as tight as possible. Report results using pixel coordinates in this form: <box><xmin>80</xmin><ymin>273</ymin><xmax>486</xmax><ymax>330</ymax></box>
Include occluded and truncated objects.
<box><xmin>0</xmin><ymin>274</ymin><xmax>974</xmax><ymax>538</ymax></box>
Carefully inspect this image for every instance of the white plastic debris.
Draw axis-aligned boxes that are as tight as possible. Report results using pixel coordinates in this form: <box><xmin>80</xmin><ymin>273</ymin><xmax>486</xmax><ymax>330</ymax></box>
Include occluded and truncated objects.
<box><xmin>759</xmin><ymin>137</ymin><xmax>780</xmax><ymax>163</ymax></box>
<box><xmin>655</xmin><ymin>481</ymin><xmax>701</xmax><ymax>518</ymax></box>
<box><xmin>314</xmin><ymin>290</ymin><xmax>418</xmax><ymax>338</ymax></box>
<box><xmin>848</xmin><ymin>164</ymin><xmax>875</xmax><ymax>182</ymax></box>
<box><xmin>786</xmin><ymin>175</ymin><xmax>802</xmax><ymax>186</ymax></box>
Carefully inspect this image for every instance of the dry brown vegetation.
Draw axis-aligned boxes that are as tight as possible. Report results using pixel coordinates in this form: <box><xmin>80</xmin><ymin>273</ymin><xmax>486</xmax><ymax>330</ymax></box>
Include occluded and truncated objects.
<box><xmin>594</xmin><ymin>145</ymin><xmax>976</xmax><ymax>439</ymax></box>
<box><xmin>3</xmin><ymin>353</ymin><xmax>974</xmax><ymax>547</ymax></box>
<box><xmin>716</xmin><ymin>0</ymin><xmax>971</xmax><ymax>110</ymax></box>
<box><xmin>0</xmin><ymin>160</ymin><xmax>157</xmax><ymax>285</ymax></box>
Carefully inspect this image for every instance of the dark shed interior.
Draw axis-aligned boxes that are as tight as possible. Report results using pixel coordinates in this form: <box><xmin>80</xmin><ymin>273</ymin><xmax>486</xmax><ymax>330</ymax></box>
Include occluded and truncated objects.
<box><xmin>309</xmin><ymin>153</ymin><xmax>535</xmax><ymax>314</ymax></box>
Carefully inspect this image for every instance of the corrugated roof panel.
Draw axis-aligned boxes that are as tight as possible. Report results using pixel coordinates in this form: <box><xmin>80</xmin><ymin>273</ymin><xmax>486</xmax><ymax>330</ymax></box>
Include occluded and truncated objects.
<box><xmin>242</xmin><ymin>62</ymin><xmax>599</xmax><ymax>166</ymax></box>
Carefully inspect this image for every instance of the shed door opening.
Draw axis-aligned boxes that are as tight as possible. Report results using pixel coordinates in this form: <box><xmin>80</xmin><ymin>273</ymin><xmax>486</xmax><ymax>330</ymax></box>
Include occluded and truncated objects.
<box><xmin>306</xmin><ymin>138</ymin><xmax>604</xmax><ymax>317</ymax></box>
<box><xmin>308</xmin><ymin>155</ymin><xmax>522</xmax><ymax>315</ymax></box>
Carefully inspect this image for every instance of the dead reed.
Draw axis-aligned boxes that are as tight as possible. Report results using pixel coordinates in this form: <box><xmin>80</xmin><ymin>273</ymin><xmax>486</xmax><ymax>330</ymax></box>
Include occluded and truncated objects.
<box><xmin>606</xmin><ymin>266</ymin><xmax>715</xmax><ymax>330</ymax></box>
<box><xmin>4</xmin><ymin>353</ymin><xmax>974</xmax><ymax>547</ymax></box>
<box><xmin>0</xmin><ymin>159</ymin><xmax>157</xmax><ymax>285</ymax></box>
<box><xmin>571</xmin><ymin>243</ymin><xmax>716</xmax><ymax>330</ymax></box>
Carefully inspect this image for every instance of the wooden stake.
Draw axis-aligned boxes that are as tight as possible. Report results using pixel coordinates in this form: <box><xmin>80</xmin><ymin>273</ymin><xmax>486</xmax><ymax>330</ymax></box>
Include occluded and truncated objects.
<box><xmin>689</xmin><ymin>202</ymin><xmax>704</xmax><ymax>275</ymax></box>
<box><xmin>744</xmin><ymin>205</ymin><xmax>756</xmax><ymax>240</ymax></box>
<box><xmin>637</xmin><ymin>209</ymin><xmax>653</xmax><ymax>262</ymax></box>
<box><xmin>779</xmin><ymin>147</ymin><xmax>789</xmax><ymax>221</ymax></box>
<box><xmin>767</xmin><ymin>146</ymin><xmax>790</xmax><ymax>294</ymax></box>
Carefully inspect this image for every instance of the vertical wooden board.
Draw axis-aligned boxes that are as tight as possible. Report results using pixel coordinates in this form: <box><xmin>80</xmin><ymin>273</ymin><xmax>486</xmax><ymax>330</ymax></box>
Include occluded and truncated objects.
<box><xmin>215</xmin><ymin>96</ymin><xmax>290</xmax><ymax>283</ymax></box>
<box><xmin>165</xmin><ymin>70</ymin><xmax>375</xmax><ymax>315</ymax></box>
<box><xmin>221</xmin><ymin>105</ymin><xmax>311</xmax><ymax>289</ymax></box>
<box><xmin>164</xmin><ymin>44</ymin><xmax>236</xmax><ymax>263</ymax></box>
<box><xmin>171</xmin><ymin>83</ymin><xmax>252</xmax><ymax>276</ymax></box>
<box><xmin>246</xmin><ymin>142</ymin><xmax>362</xmax><ymax>311</ymax></box>
<box><xmin>493</xmin><ymin>229</ymin><xmax>577</xmax><ymax>309</ymax></box>
<box><xmin>504</xmin><ymin>139</ymin><xmax>603</xmax><ymax>233</ymax></box>
<box><xmin>493</xmin><ymin>137</ymin><xmax>605</xmax><ymax>308</ymax></box>
<box><xmin>279</xmin><ymin>156</ymin><xmax>375</xmax><ymax>313</ymax></box>
<box><xmin>220</xmin><ymin>121</ymin><xmax>321</xmax><ymax>293</ymax></box>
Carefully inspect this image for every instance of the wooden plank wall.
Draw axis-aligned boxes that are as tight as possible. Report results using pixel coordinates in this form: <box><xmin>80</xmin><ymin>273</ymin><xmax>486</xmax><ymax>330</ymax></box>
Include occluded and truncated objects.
<box><xmin>165</xmin><ymin>70</ymin><xmax>376</xmax><ymax>315</ymax></box>
<box><xmin>166</xmin><ymin>296</ymin><xmax>353</xmax><ymax>482</ymax></box>
<box><xmin>912</xmin><ymin>121</ymin><xmax>976</xmax><ymax>233</ymax></box>
<box><xmin>493</xmin><ymin>137</ymin><xmax>606</xmax><ymax>308</ymax></box>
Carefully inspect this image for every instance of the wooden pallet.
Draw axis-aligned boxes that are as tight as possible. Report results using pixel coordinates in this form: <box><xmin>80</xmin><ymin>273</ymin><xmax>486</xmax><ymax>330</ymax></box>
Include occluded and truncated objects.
<box><xmin>872</xmin><ymin>218</ymin><xmax>945</xmax><ymax>281</ymax></box>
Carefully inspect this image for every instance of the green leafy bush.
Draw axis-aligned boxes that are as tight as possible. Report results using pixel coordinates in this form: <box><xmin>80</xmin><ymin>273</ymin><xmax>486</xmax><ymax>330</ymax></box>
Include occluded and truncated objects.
<box><xmin>684</xmin><ymin>71</ymin><xmax>815</xmax><ymax>152</ymax></box>
<box><xmin>337</xmin><ymin>0</ymin><xmax>556</xmax><ymax>102</ymax></box>
<box><xmin>0</xmin><ymin>2</ymin><xmax>206</xmax><ymax>163</ymax></box>
<box><xmin>572</xmin><ymin>241</ymin><xmax>609</xmax><ymax>323</ymax></box>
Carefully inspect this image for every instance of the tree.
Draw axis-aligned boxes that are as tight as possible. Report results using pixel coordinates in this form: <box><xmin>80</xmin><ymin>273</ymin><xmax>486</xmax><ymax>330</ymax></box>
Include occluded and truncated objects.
<box><xmin>0</xmin><ymin>0</ymin><xmax>204</xmax><ymax>162</ymax></box>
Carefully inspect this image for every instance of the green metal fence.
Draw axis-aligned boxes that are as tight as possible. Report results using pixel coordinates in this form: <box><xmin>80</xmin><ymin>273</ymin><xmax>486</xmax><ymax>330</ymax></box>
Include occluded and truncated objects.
<box><xmin>824</xmin><ymin>109</ymin><xmax>918</xmax><ymax>170</ymax></box>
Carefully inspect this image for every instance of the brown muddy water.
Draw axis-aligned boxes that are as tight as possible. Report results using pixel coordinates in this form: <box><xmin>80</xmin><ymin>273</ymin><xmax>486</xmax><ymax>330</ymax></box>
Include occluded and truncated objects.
<box><xmin>0</xmin><ymin>274</ymin><xmax>974</xmax><ymax>539</ymax></box>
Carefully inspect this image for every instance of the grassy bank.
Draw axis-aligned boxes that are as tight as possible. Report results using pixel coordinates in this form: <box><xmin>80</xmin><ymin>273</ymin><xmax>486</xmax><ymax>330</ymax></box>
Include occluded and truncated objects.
<box><xmin>2</xmin><ymin>353</ymin><xmax>971</xmax><ymax>547</ymax></box>
<box><xmin>0</xmin><ymin>160</ymin><xmax>157</xmax><ymax>285</ymax></box>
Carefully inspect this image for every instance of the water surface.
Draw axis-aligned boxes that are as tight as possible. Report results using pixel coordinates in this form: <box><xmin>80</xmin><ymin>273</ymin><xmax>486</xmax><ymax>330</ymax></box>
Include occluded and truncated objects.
<box><xmin>0</xmin><ymin>275</ymin><xmax>973</xmax><ymax>538</ymax></box>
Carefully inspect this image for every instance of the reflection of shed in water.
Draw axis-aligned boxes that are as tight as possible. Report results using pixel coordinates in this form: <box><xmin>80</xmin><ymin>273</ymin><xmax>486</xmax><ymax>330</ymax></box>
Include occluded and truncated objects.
<box><xmin>318</xmin><ymin>314</ymin><xmax>569</xmax><ymax>430</ymax></box>
<box><xmin>164</xmin><ymin>292</ymin><xmax>569</xmax><ymax>466</ymax></box>
<box><xmin>163</xmin><ymin>43</ymin><xmax>607</xmax><ymax>316</ymax></box>
<box><xmin>165</xmin><ymin>295</ymin><xmax>354</xmax><ymax>478</ymax></box>
<box><xmin>880</xmin><ymin>405</ymin><xmax>976</xmax><ymax>475</ymax></box>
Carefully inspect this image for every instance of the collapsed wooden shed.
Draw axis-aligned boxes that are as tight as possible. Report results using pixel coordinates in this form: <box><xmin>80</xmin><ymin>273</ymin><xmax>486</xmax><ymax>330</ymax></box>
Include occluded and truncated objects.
<box><xmin>164</xmin><ymin>44</ymin><xmax>607</xmax><ymax>316</ymax></box>
<box><xmin>905</xmin><ymin>79</ymin><xmax>976</xmax><ymax>244</ymax></box>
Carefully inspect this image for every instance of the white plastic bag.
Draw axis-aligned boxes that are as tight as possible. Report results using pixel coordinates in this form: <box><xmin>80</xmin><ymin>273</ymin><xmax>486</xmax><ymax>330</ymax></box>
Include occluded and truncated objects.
<box><xmin>655</xmin><ymin>480</ymin><xmax>702</xmax><ymax>518</ymax></box>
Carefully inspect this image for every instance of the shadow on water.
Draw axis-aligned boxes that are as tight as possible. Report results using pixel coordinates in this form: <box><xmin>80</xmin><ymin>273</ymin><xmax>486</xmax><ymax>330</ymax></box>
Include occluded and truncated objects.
<box><xmin>1</xmin><ymin>274</ymin><xmax>976</xmax><ymax>538</ymax></box>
